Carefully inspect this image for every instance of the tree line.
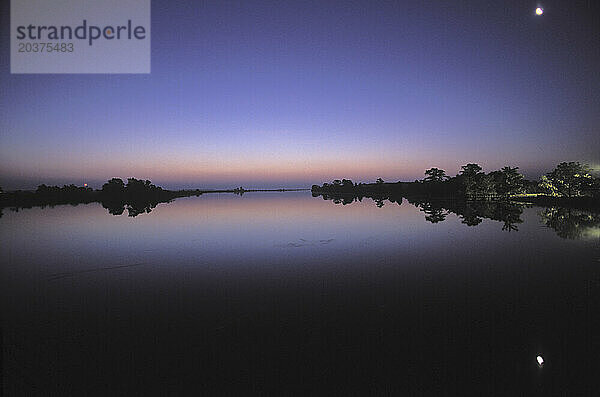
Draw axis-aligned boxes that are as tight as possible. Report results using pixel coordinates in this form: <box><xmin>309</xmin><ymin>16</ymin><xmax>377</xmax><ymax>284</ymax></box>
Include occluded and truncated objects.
<box><xmin>0</xmin><ymin>177</ymin><xmax>202</xmax><ymax>217</ymax></box>
<box><xmin>311</xmin><ymin>161</ymin><xmax>599</xmax><ymax>201</ymax></box>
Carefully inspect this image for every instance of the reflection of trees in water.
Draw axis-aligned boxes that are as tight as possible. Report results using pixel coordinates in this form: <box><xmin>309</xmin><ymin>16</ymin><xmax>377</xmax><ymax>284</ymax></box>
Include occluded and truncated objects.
<box><xmin>420</xmin><ymin>203</ymin><xmax>448</xmax><ymax>224</ymax></box>
<box><xmin>3</xmin><ymin>199</ymin><xmax>163</xmax><ymax>218</ymax></box>
<box><xmin>498</xmin><ymin>204</ymin><xmax>524</xmax><ymax>232</ymax></box>
<box><xmin>428</xmin><ymin>201</ymin><xmax>523</xmax><ymax>232</ymax></box>
<box><xmin>313</xmin><ymin>192</ymin><xmax>403</xmax><ymax>207</ymax></box>
<box><xmin>411</xmin><ymin>199</ymin><xmax>524</xmax><ymax>231</ymax></box>
<box><xmin>315</xmin><ymin>192</ymin><xmax>600</xmax><ymax>240</ymax></box>
<box><xmin>126</xmin><ymin>203</ymin><xmax>156</xmax><ymax>217</ymax></box>
<box><xmin>314</xmin><ymin>192</ymin><xmax>527</xmax><ymax>233</ymax></box>
<box><xmin>102</xmin><ymin>199</ymin><xmax>125</xmax><ymax>216</ymax></box>
<box><xmin>101</xmin><ymin>198</ymin><xmax>163</xmax><ymax>217</ymax></box>
<box><xmin>539</xmin><ymin>207</ymin><xmax>600</xmax><ymax>239</ymax></box>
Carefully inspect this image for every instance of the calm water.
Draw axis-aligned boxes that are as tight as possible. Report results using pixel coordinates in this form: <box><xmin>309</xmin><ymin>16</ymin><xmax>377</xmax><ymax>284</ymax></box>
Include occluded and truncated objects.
<box><xmin>1</xmin><ymin>192</ymin><xmax>599</xmax><ymax>394</ymax></box>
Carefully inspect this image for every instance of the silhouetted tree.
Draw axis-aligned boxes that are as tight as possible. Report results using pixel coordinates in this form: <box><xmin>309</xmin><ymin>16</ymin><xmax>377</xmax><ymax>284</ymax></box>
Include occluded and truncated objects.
<box><xmin>474</xmin><ymin>173</ymin><xmax>497</xmax><ymax>198</ymax></box>
<box><xmin>341</xmin><ymin>179</ymin><xmax>354</xmax><ymax>188</ymax></box>
<box><xmin>424</xmin><ymin>168</ymin><xmax>447</xmax><ymax>182</ymax></box>
<box><xmin>540</xmin><ymin>162</ymin><xmax>593</xmax><ymax>197</ymax></box>
<box><xmin>538</xmin><ymin>175</ymin><xmax>559</xmax><ymax>196</ymax></box>
<box><xmin>457</xmin><ymin>163</ymin><xmax>498</xmax><ymax>199</ymax></box>
<box><xmin>102</xmin><ymin>178</ymin><xmax>126</xmax><ymax>196</ymax></box>
<box><xmin>460</xmin><ymin>163</ymin><xmax>482</xmax><ymax>178</ymax></box>
<box><xmin>376</xmin><ymin>178</ymin><xmax>384</xmax><ymax>184</ymax></box>
<box><xmin>458</xmin><ymin>163</ymin><xmax>482</xmax><ymax>198</ymax></box>
<box><xmin>491</xmin><ymin>166</ymin><xmax>525</xmax><ymax>197</ymax></box>
<box><xmin>587</xmin><ymin>177</ymin><xmax>600</xmax><ymax>199</ymax></box>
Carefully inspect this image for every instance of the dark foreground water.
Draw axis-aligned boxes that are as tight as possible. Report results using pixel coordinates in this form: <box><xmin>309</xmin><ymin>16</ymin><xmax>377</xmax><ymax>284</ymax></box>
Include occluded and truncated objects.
<box><xmin>1</xmin><ymin>192</ymin><xmax>599</xmax><ymax>395</ymax></box>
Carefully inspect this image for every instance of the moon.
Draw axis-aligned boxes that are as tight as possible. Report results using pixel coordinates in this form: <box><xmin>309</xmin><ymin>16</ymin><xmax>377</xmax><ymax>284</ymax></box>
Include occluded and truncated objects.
<box><xmin>535</xmin><ymin>7</ymin><xmax>544</xmax><ymax>15</ymax></box>
<box><xmin>536</xmin><ymin>355</ymin><xmax>544</xmax><ymax>366</ymax></box>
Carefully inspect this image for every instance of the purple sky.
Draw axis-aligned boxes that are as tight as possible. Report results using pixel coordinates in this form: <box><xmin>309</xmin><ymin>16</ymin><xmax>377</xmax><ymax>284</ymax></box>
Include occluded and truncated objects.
<box><xmin>1</xmin><ymin>0</ymin><xmax>599</xmax><ymax>189</ymax></box>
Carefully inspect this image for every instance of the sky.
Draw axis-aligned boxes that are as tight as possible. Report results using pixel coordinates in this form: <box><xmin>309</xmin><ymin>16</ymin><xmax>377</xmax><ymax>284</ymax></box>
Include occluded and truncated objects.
<box><xmin>1</xmin><ymin>0</ymin><xmax>599</xmax><ymax>189</ymax></box>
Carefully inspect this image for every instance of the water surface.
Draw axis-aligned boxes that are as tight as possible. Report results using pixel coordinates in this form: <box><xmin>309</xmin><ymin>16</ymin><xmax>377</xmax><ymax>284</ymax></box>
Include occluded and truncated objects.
<box><xmin>1</xmin><ymin>192</ymin><xmax>599</xmax><ymax>394</ymax></box>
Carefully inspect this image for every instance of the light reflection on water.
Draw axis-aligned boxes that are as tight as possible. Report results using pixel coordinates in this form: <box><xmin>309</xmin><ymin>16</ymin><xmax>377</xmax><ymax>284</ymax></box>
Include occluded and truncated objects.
<box><xmin>1</xmin><ymin>192</ymin><xmax>598</xmax><ymax>394</ymax></box>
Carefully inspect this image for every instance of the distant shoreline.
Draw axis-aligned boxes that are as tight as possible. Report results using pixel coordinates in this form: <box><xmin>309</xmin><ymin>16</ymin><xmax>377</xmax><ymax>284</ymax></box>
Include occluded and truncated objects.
<box><xmin>198</xmin><ymin>188</ymin><xmax>309</xmax><ymax>193</ymax></box>
<box><xmin>0</xmin><ymin>179</ymin><xmax>309</xmax><ymax>215</ymax></box>
<box><xmin>2</xmin><ymin>160</ymin><xmax>599</xmax><ymax>215</ymax></box>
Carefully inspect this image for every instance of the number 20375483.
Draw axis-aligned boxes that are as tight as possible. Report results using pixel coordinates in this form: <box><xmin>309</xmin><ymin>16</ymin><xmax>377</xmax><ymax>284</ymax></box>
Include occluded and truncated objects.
<box><xmin>18</xmin><ymin>42</ymin><xmax>74</xmax><ymax>53</ymax></box>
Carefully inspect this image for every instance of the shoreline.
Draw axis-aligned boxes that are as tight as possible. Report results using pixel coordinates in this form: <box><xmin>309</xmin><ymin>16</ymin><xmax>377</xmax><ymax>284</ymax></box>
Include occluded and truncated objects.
<box><xmin>0</xmin><ymin>187</ymin><xmax>310</xmax><ymax>211</ymax></box>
